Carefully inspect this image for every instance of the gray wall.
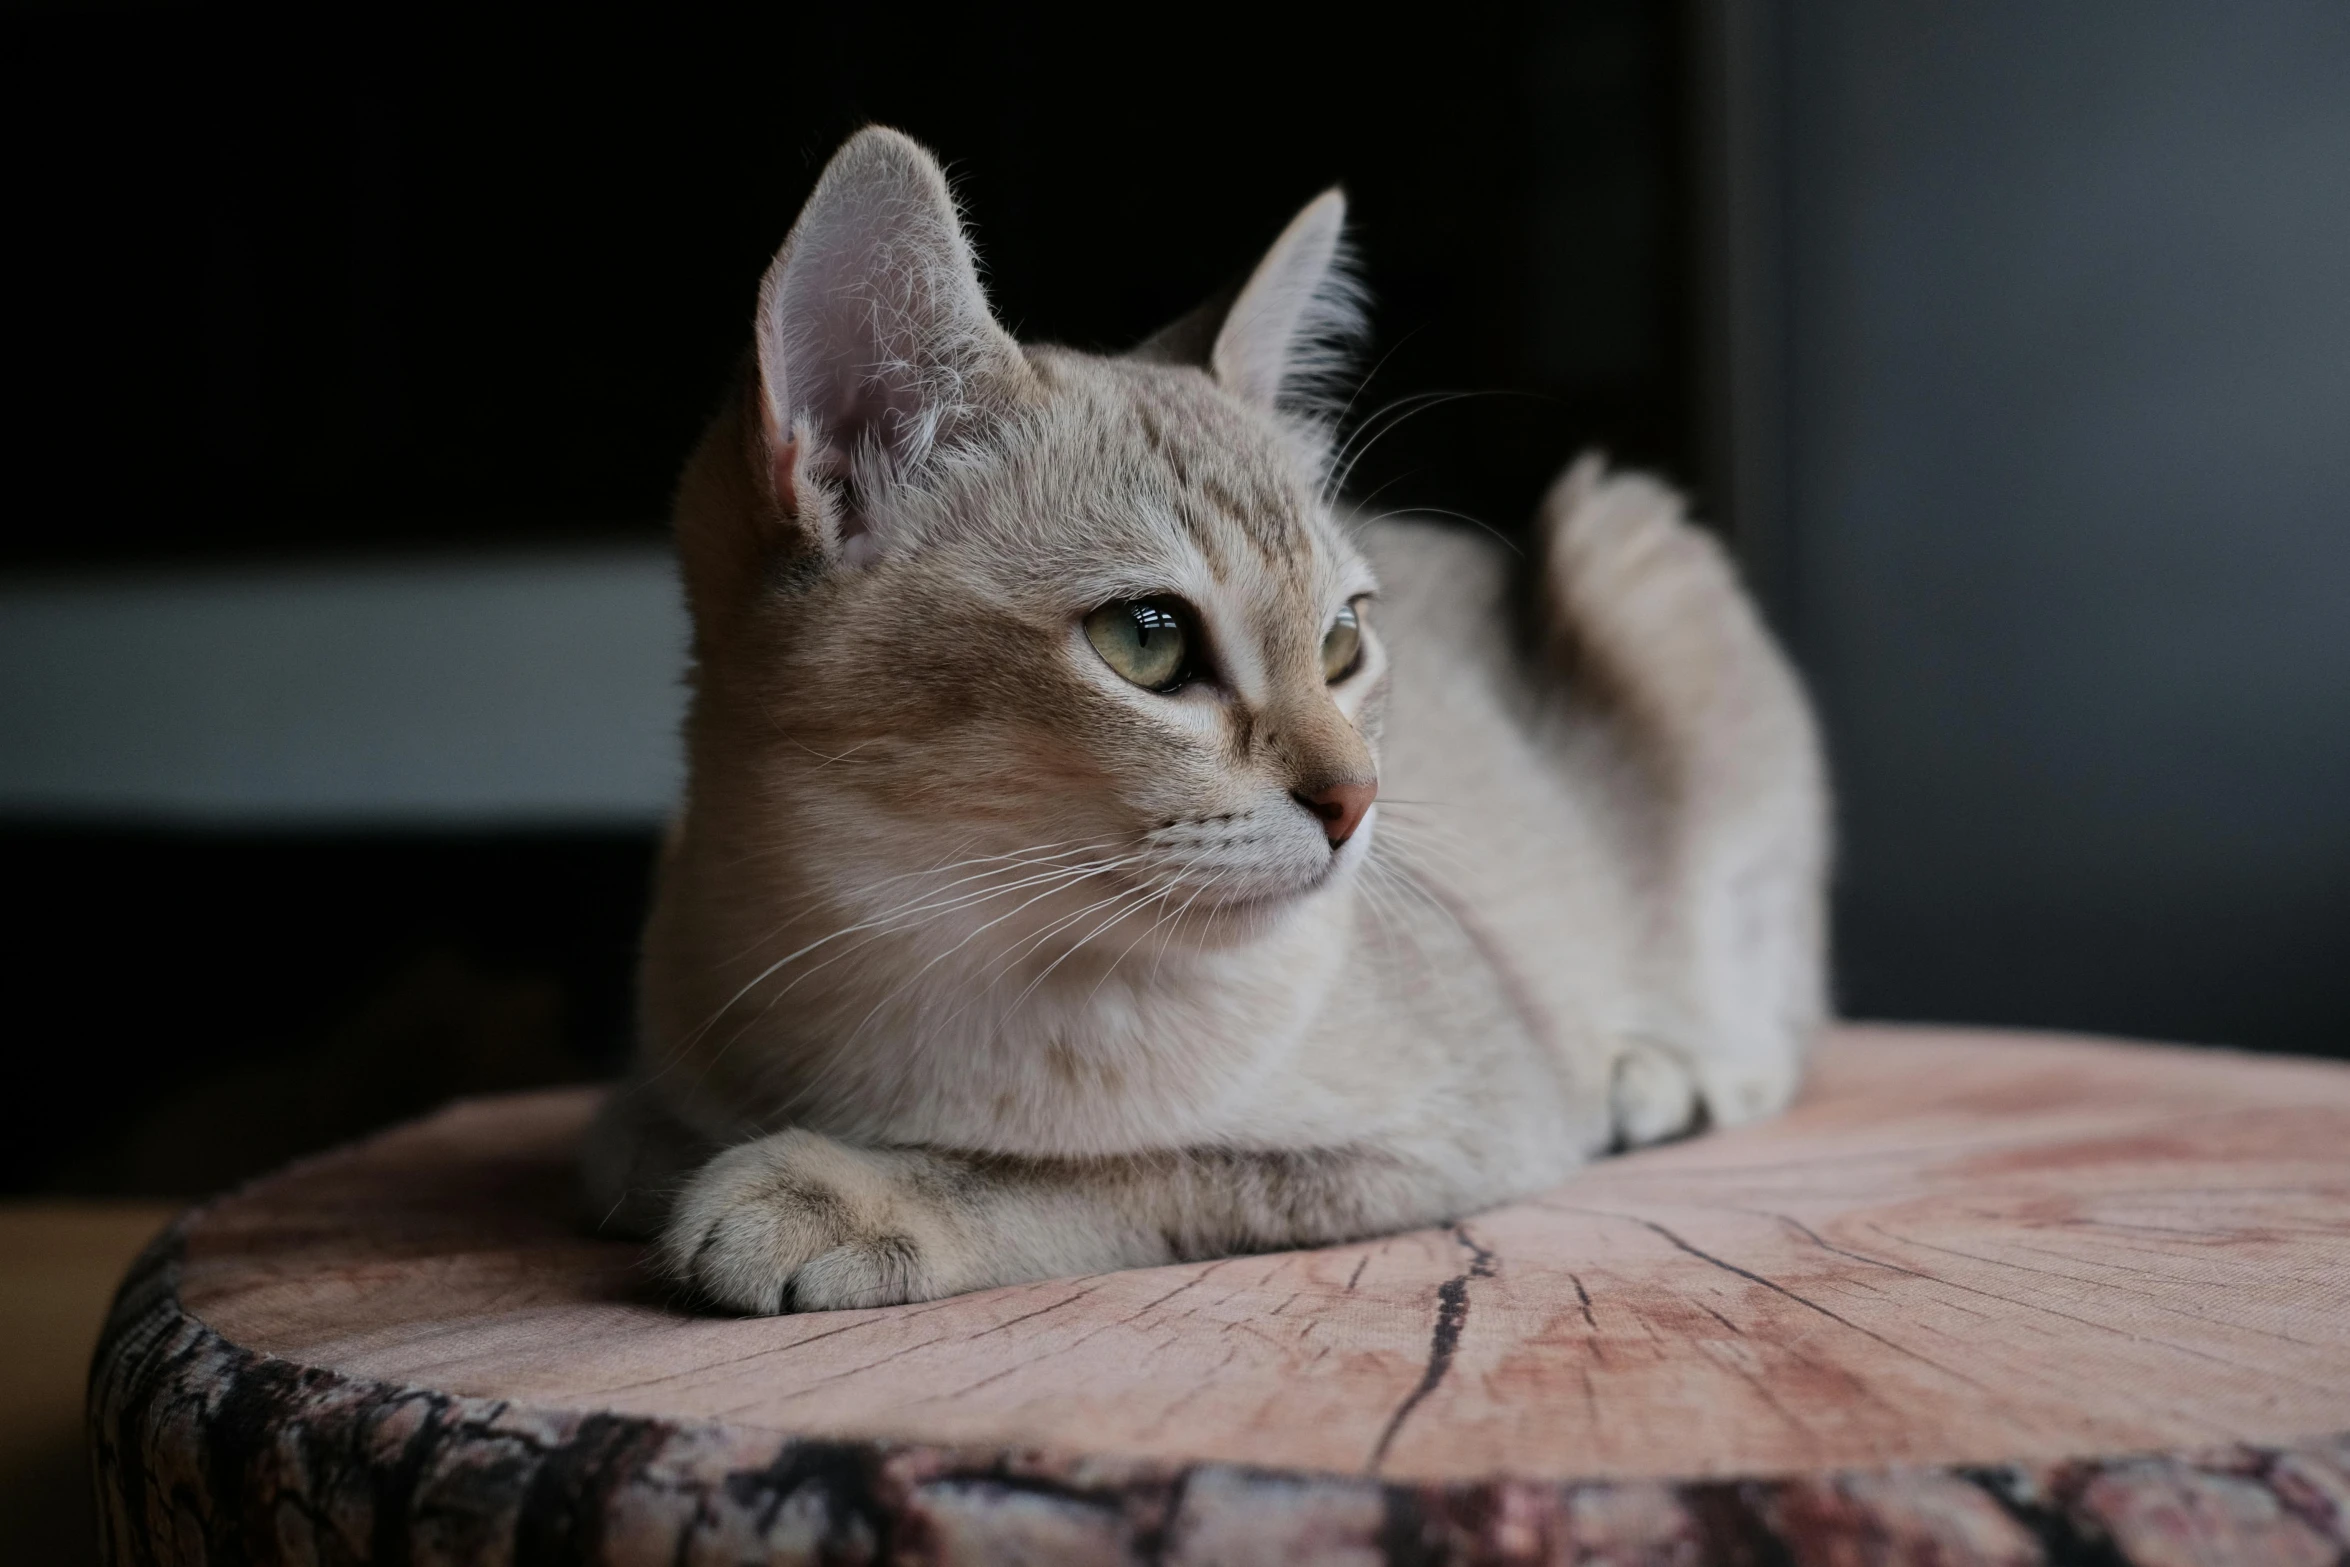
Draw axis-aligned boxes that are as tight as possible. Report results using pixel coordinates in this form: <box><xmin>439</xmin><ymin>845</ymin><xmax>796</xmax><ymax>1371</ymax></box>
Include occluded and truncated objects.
<box><xmin>0</xmin><ymin>551</ymin><xmax>685</xmax><ymax>825</ymax></box>
<box><xmin>1756</xmin><ymin>2</ymin><xmax>2350</xmax><ymax>1050</ymax></box>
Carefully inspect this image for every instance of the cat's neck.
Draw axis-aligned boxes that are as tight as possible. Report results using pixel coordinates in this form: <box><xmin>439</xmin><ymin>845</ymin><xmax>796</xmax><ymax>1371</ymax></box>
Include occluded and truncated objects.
<box><xmin>655</xmin><ymin>846</ymin><xmax>1359</xmax><ymax>1158</ymax></box>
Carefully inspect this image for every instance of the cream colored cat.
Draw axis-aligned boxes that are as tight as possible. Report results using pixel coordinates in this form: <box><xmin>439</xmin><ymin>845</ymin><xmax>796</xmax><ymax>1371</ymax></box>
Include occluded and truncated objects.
<box><xmin>583</xmin><ymin>127</ymin><xmax>1828</xmax><ymax>1314</ymax></box>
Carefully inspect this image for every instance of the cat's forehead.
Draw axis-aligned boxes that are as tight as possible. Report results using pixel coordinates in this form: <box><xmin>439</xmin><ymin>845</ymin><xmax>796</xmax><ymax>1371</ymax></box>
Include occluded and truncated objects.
<box><xmin>1011</xmin><ymin>350</ymin><xmax>1365</xmax><ymax>608</ymax></box>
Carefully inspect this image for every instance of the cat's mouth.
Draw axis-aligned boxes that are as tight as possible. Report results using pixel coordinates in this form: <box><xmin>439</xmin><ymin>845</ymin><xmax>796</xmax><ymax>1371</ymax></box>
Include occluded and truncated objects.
<box><xmin>1137</xmin><ymin>807</ymin><xmax>1372</xmax><ymax>928</ymax></box>
<box><xmin>1192</xmin><ymin>843</ymin><xmax>1357</xmax><ymax>918</ymax></box>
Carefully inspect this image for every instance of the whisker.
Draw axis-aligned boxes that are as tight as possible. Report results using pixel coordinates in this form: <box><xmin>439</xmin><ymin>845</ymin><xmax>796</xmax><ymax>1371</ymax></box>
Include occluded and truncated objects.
<box><xmin>785</xmin><ymin>736</ymin><xmax>879</xmax><ymax>769</ymax></box>
<box><xmin>679</xmin><ymin>850</ymin><xmax>1141</xmax><ymax>1058</ymax></box>
<box><xmin>763</xmin><ymin>853</ymin><xmax>1158</xmax><ymax>1118</ymax></box>
<box><xmin>826</xmin><ymin>857</ymin><xmax>1152</xmax><ymax>1056</ymax></box>
<box><xmin>709</xmin><ymin>835</ymin><xmax>1112</xmax><ymax>967</ymax></box>
<box><xmin>1367</xmin><ymin>837</ymin><xmax>1468</xmax><ymax>935</ymax></box>
<box><xmin>1083</xmin><ymin>874</ymin><xmax>1201</xmax><ymax>1005</ymax></box>
<box><xmin>1321</xmin><ymin>389</ymin><xmax>1487</xmax><ymax>508</ymax></box>
<box><xmin>1355</xmin><ymin>501</ymin><xmax>1524</xmax><ymax>558</ymax></box>
<box><xmin>1147</xmin><ymin>868</ymin><xmax>1234</xmax><ymax>989</ymax></box>
<box><xmin>1355</xmin><ymin>860</ymin><xmax>1416</xmax><ymax>969</ymax></box>
<box><xmin>995</xmin><ymin>878</ymin><xmax>1177</xmax><ymax>1024</ymax></box>
<box><xmin>862</xmin><ymin>868</ymin><xmax>1191</xmax><ymax>1120</ymax></box>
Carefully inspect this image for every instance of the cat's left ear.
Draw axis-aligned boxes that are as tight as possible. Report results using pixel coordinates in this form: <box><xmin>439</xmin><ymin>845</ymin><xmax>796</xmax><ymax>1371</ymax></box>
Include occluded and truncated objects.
<box><xmin>1135</xmin><ymin>190</ymin><xmax>1365</xmax><ymax>417</ymax></box>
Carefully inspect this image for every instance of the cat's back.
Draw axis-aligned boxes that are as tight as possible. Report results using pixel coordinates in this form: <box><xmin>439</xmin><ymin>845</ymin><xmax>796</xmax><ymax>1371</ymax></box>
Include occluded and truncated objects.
<box><xmin>1357</xmin><ymin>515</ymin><xmax>1528</xmax><ymax>722</ymax></box>
<box><xmin>1358</xmin><ymin>514</ymin><xmax>1573</xmax><ymax>828</ymax></box>
<box><xmin>1355</xmin><ymin>515</ymin><xmax>1640</xmax><ymax>1016</ymax></box>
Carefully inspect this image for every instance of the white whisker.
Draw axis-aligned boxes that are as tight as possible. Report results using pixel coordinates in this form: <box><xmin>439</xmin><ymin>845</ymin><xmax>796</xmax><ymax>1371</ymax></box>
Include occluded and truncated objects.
<box><xmin>679</xmin><ymin>850</ymin><xmax>1142</xmax><ymax>1060</ymax></box>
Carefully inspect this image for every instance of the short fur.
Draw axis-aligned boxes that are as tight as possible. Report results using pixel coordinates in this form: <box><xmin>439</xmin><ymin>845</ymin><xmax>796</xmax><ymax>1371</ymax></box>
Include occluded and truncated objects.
<box><xmin>583</xmin><ymin>129</ymin><xmax>1829</xmax><ymax>1313</ymax></box>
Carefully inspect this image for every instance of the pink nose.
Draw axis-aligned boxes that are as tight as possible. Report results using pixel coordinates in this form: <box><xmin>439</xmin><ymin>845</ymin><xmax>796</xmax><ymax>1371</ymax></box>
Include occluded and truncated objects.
<box><xmin>1295</xmin><ymin>778</ymin><xmax>1377</xmax><ymax>847</ymax></box>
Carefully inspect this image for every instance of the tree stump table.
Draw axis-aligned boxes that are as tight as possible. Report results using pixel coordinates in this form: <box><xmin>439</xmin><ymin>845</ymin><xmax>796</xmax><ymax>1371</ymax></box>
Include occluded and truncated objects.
<box><xmin>91</xmin><ymin>1025</ymin><xmax>2350</xmax><ymax>1565</ymax></box>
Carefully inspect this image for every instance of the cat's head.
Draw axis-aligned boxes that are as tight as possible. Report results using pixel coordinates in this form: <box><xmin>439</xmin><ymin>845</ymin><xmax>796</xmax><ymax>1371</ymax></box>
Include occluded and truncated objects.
<box><xmin>678</xmin><ymin>128</ymin><xmax>1383</xmax><ymax>953</ymax></box>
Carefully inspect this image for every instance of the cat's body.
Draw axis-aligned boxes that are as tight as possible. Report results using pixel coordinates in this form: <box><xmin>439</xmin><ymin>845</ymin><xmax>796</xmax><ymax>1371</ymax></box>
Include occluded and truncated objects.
<box><xmin>584</xmin><ymin>130</ymin><xmax>1827</xmax><ymax>1314</ymax></box>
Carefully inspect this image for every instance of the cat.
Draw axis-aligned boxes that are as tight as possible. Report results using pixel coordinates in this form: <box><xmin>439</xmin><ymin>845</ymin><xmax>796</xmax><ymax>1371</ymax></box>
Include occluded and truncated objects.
<box><xmin>582</xmin><ymin>127</ymin><xmax>1828</xmax><ymax>1315</ymax></box>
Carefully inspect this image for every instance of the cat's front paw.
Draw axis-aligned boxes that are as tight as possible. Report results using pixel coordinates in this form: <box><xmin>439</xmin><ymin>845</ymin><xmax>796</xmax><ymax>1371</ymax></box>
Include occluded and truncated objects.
<box><xmin>660</xmin><ymin>1130</ymin><xmax>970</xmax><ymax>1313</ymax></box>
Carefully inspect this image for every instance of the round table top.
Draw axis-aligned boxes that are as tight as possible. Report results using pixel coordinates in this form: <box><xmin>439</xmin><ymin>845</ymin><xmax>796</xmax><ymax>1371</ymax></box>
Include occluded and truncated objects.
<box><xmin>92</xmin><ymin>1025</ymin><xmax>2350</xmax><ymax>1565</ymax></box>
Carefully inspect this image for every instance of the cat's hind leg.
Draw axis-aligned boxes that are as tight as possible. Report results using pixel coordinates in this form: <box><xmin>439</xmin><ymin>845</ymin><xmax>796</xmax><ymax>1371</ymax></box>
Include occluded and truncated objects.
<box><xmin>1539</xmin><ymin>456</ymin><xmax>1830</xmax><ymax>1134</ymax></box>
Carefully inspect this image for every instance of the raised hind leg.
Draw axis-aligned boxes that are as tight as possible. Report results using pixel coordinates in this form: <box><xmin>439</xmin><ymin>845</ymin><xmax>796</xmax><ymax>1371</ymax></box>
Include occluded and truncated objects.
<box><xmin>1538</xmin><ymin>456</ymin><xmax>1830</xmax><ymax>1138</ymax></box>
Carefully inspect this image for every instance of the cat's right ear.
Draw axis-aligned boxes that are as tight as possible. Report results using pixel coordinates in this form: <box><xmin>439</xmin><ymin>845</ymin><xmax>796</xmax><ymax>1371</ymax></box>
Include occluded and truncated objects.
<box><xmin>751</xmin><ymin>127</ymin><xmax>1022</xmax><ymax>566</ymax></box>
<box><xmin>1132</xmin><ymin>190</ymin><xmax>1365</xmax><ymax>421</ymax></box>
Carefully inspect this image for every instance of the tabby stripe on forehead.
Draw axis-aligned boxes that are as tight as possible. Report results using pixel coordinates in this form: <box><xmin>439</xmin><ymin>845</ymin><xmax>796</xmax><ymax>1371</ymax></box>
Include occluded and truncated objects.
<box><xmin>1134</xmin><ymin>404</ymin><xmax>1176</xmax><ymax>463</ymax></box>
<box><xmin>1133</xmin><ymin>400</ymin><xmax>1307</xmax><ymax>575</ymax></box>
<box><xmin>1198</xmin><ymin>473</ymin><xmax>1304</xmax><ymax>566</ymax></box>
<box><xmin>1135</xmin><ymin>405</ymin><xmax>1205</xmax><ymax>506</ymax></box>
<box><xmin>1169</xmin><ymin>493</ymin><xmax>1235</xmax><ymax>578</ymax></box>
<box><xmin>1170</xmin><ymin>480</ymin><xmax>1310</xmax><ymax>582</ymax></box>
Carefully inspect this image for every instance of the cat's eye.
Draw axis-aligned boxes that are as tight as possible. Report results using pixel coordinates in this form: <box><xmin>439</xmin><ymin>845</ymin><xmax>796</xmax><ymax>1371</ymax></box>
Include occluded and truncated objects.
<box><xmin>1321</xmin><ymin>600</ymin><xmax>1366</xmax><ymax>683</ymax></box>
<box><xmin>1085</xmin><ymin>597</ymin><xmax>1195</xmax><ymax>692</ymax></box>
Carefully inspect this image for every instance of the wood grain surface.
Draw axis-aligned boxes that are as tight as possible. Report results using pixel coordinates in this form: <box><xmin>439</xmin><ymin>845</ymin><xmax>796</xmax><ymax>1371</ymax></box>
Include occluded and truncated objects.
<box><xmin>92</xmin><ymin>1024</ymin><xmax>2350</xmax><ymax>1565</ymax></box>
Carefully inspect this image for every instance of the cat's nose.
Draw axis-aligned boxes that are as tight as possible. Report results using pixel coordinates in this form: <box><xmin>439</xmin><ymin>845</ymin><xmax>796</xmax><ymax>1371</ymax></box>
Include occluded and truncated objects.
<box><xmin>1294</xmin><ymin>778</ymin><xmax>1377</xmax><ymax>848</ymax></box>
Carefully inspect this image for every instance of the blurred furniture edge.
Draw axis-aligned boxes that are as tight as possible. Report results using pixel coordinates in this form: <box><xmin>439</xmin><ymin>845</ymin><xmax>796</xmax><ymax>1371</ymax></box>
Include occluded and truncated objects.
<box><xmin>0</xmin><ymin>1202</ymin><xmax>179</xmax><ymax>1566</ymax></box>
<box><xmin>90</xmin><ymin>1026</ymin><xmax>2350</xmax><ymax>1565</ymax></box>
<box><xmin>0</xmin><ymin>548</ymin><xmax>684</xmax><ymax>827</ymax></box>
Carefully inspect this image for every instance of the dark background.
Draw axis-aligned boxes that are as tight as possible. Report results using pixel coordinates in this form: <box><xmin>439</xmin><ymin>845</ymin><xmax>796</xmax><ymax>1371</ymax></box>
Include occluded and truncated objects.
<box><xmin>6</xmin><ymin>1</ymin><xmax>2345</xmax><ymax>1197</ymax></box>
<box><xmin>6</xmin><ymin>4</ymin><xmax>1690</xmax><ymax>566</ymax></box>
<box><xmin>1756</xmin><ymin>3</ymin><xmax>2350</xmax><ymax>1065</ymax></box>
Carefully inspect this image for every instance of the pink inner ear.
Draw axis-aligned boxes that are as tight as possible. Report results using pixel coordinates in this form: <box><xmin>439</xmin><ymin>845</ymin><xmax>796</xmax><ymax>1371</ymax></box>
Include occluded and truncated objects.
<box><xmin>762</xmin><ymin>403</ymin><xmax>801</xmax><ymax>518</ymax></box>
<box><xmin>760</xmin><ymin>403</ymin><xmax>878</xmax><ymax>562</ymax></box>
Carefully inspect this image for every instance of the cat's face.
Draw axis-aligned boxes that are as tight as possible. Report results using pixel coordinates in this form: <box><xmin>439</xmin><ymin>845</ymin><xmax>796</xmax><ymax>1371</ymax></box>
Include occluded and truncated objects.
<box><xmin>682</xmin><ymin>129</ymin><xmax>1380</xmax><ymax>959</ymax></box>
<box><xmin>743</xmin><ymin>354</ymin><xmax>1382</xmax><ymax>949</ymax></box>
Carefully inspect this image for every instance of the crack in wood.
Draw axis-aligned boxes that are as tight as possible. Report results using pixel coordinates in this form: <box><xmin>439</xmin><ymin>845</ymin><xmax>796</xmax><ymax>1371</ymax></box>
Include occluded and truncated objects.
<box><xmin>1564</xmin><ymin>1205</ymin><xmax>2008</xmax><ymax>1396</ymax></box>
<box><xmin>966</xmin><ymin>1279</ymin><xmax>1113</xmax><ymax>1339</ymax></box>
<box><xmin>1365</xmin><ymin>1223</ymin><xmax>1496</xmax><ymax>1475</ymax></box>
<box><xmin>1697</xmin><ymin>1300</ymin><xmax>1744</xmax><ymax>1335</ymax></box>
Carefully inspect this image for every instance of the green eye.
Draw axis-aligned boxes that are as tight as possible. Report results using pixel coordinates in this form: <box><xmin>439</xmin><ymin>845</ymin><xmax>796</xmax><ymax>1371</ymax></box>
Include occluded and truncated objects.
<box><xmin>1321</xmin><ymin>600</ymin><xmax>1365</xmax><ymax>683</ymax></box>
<box><xmin>1085</xmin><ymin>597</ymin><xmax>1193</xmax><ymax>691</ymax></box>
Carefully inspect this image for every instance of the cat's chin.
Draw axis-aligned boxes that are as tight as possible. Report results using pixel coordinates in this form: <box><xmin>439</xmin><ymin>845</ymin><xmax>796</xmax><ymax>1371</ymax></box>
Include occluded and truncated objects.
<box><xmin>1182</xmin><ymin>856</ymin><xmax>1355</xmax><ymax>940</ymax></box>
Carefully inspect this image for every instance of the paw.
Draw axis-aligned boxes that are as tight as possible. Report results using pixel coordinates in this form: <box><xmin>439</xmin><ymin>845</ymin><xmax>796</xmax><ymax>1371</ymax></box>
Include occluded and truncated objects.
<box><xmin>1609</xmin><ymin>1038</ymin><xmax>1702</xmax><ymax>1149</ymax></box>
<box><xmin>1544</xmin><ymin>458</ymin><xmax>1716</xmax><ymax>596</ymax></box>
<box><xmin>1609</xmin><ymin>1032</ymin><xmax>1807</xmax><ymax>1149</ymax></box>
<box><xmin>660</xmin><ymin>1130</ymin><xmax>968</xmax><ymax>1314</ymax></box>
<box><xmin>1692</xmin><ymin>1053</ymin><xmax>1804</xmax><ymax>1128</ymax></box>
<box><xmin>1541</xmin><ymin>457</ymin><xmax>1756</xmax><ymax>683</ymax></box>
